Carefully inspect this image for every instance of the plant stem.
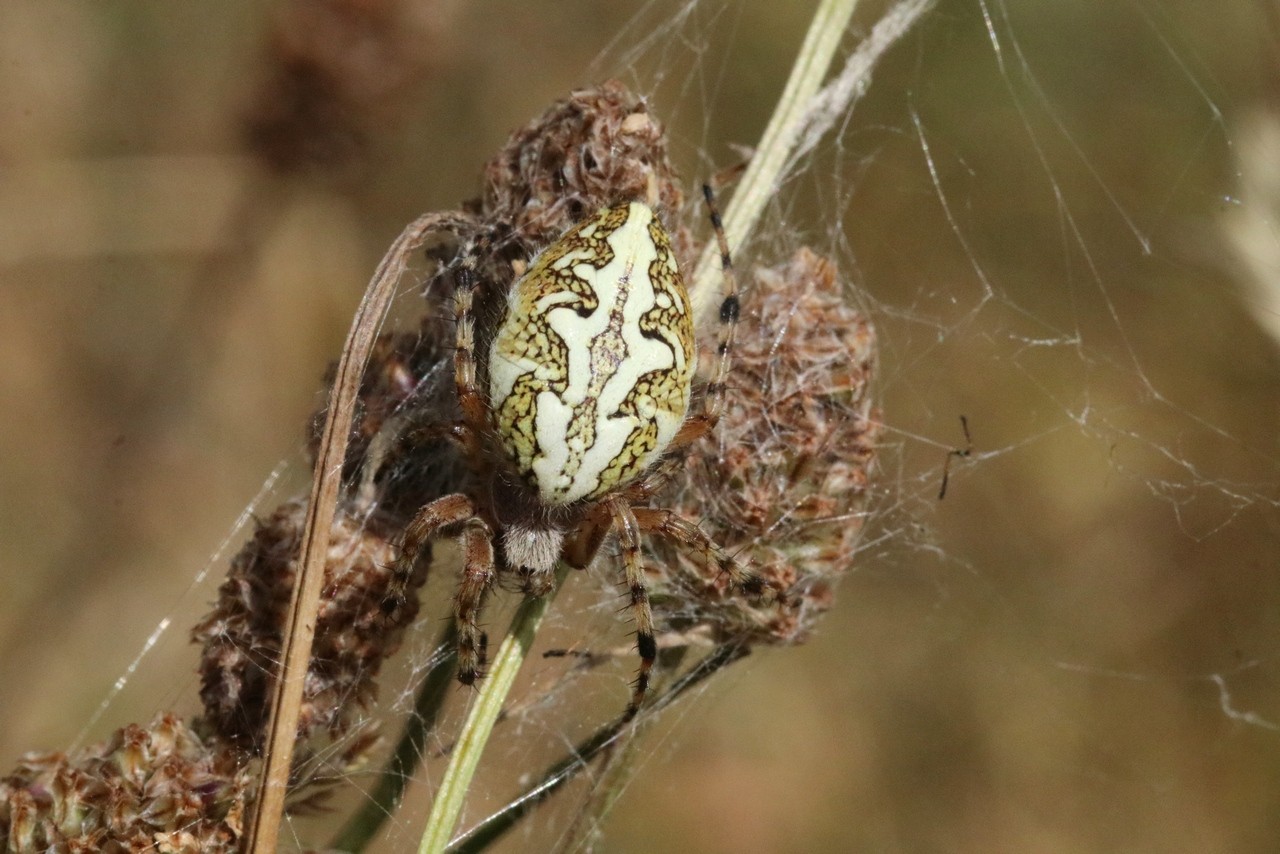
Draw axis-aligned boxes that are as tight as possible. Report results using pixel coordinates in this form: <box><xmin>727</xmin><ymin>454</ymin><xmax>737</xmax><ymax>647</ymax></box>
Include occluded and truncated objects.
<box><xmin>330</xmin><ymin>623</ymin><xmax>459</xmax><ymax>852</ymax></box>
<box><xmin>690</xmin><ymin>0</ymin><xmax>861</xmax><ymax>324</ymax></box>
<box><xmin>446</xmin><ymin>645</ymin><xmax>749</xmax><ymax>854</ymax></box>
<box><xmin>244</xmin><ymin>213</ymin><xmax>443</xmax><ymax>854</ymax></box>
<box><xmin>415</xmin><ymin>564</ymin><xmax>570</xmax><ymax>854</ymax></box>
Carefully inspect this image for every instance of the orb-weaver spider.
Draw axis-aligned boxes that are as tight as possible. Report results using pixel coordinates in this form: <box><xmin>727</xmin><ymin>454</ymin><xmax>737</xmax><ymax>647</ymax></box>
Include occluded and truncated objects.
<box><xmin>385</xmin><ymin>186</ymin><xmax>780</xmax><ymax>718</ymax></box>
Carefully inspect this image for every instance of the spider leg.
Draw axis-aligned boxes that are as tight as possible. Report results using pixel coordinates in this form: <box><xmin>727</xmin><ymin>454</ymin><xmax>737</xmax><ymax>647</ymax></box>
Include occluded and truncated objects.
<box><xmin>632</xmin><ymin>507</ymin><xmax>784</xmax><ymax>603</ymax></box>
<box><xmin>452</xmin><ymin>260</ymin><xmax>491</xmax><ymax>463</ymax></box>
<box><xmin>669</xmin><ymin>183</ymin><xmax>740</xmax><ymax>450</ymax></box>
<box><xmin>381</xmin><ymin>492</ymin><xmax>496</xmax><ymax>684</ymax></box>
<box><xmin>608</xmin><ymin>497</ymin><xmax>656</xmax><ymax>721</ymax></box>
<box><xmin>388</xmin><ymin>246</ymin><xmax>495</xmax><ymax>465</ymax></box>
<box><xmin>562</xmin><ymin>504</ymin><xmax>613</xmax><ymax>570</ymax></box>
<box><xmin>699</xmin><ymin>182</ymin><xmax>739</xmax><ymax>426</ymax></box>
<box><xmin>455</xmin><ymin>517</ymin><xmax>496</xmax><ymax>684</ymax></box>
<box><xmin>383</xmin><ymin>493</ymin><xmax>480</xmax><ymax>616</ymax></box>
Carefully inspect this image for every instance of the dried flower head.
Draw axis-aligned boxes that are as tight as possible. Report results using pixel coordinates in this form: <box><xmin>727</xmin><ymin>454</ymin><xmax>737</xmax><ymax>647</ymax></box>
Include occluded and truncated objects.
<box><xmin>192</xmin><ymin>500</ymin><xmax>407</xmax><ymax>752</ymax></box>
<box><xmin>0</xmin><ymin>714</ymin><xmax>250</xmax><ymax>853</ymax></box>
<box><xmin>645</xmin><ymin>247</ymin><xmax>880</xmax><ymax>647</ymax></box>
<box><xmin>480</xmin><ymin>80</ymin><xmax>694</xmax><ymax>261</ymax></box>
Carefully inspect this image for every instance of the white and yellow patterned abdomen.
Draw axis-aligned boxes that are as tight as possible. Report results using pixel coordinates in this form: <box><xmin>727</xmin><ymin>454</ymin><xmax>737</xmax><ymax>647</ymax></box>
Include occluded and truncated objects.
<box><xmin>488</xmin><ymin>202</ymin><xmax>696</xmax><ymax>506</ymax></box>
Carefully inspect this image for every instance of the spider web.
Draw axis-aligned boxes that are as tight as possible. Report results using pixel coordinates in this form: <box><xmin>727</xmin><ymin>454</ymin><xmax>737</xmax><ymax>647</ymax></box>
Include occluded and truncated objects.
<box><xmin>1</xmin><ymin>1</ymin><xmax>1278</xmax><ymax>852</ymax></box>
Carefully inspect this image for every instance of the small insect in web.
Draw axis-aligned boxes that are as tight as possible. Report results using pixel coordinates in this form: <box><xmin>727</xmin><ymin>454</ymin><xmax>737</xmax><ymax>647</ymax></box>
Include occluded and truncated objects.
<box><xmin>937</xmin><ymin>414</ymin><xmax>972</xmax><ymax>500</ymax></box>
<box><xmin>383</xmin><ymin>185</ymin><xmax>783</xmax><ymax>719</ymax></box>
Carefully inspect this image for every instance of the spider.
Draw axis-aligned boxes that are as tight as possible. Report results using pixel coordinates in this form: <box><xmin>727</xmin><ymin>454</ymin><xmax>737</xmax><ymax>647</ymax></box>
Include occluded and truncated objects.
<box><xmin>385</xmin><ymin>186</ymin><xmax>779</xmax><ymax>718</ymax></box>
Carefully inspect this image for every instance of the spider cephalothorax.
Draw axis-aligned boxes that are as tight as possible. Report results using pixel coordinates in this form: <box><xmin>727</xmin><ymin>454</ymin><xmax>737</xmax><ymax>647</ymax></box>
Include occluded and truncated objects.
<box><xmin>386</xmin><ymin>188</ymin><xmax>777</xmax><ymax>718</ymax></box>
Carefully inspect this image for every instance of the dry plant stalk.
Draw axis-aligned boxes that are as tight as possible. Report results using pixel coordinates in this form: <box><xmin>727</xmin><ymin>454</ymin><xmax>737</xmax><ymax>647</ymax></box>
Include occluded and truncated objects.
<box><xmin>1</xmin><ymin>78</ymin><xmax>879</xmax><ymax>851</ymax></box>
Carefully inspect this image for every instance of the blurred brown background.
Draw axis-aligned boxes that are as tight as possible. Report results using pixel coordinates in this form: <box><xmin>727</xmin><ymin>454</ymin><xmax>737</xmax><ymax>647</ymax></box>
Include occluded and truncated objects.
<box><xmin>4</xmin><ymin>1</ymin><xmax>1280</xmax><ymax>851</ymax></box>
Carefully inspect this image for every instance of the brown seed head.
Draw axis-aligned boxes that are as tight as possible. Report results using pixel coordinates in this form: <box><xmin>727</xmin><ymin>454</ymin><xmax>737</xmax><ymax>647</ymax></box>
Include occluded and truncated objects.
<box><xmin>0</xmin><ymin>714</ymin><xmax>250</xmax><ymax>853</ymax></box>
<box><xmin>192</xmin><ymin>500</ymin><xmax>407</xmax><ymax>752</ymax></box>
<box><xmin>480</xmin><ymin>80</ymin><xmax>692</xmax><ymax>257</ymax></box>
<box><xmin>648</xmin><ymin>247</ymin><xmax>880</xmax><ymax>646</ymax></box>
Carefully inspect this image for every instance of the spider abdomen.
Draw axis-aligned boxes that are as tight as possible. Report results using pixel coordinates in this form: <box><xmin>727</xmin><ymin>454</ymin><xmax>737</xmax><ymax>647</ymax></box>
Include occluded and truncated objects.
<box><xmin>488</xmin><ymin>202</ymin><xmax>696</xmax><ymax>506</ymax></box>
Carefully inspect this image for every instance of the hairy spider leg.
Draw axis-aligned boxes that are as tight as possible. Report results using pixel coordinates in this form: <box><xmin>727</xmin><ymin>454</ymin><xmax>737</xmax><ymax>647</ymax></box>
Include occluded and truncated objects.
<box><xmin>380</xmin><ymin>249</ymin><xmax>507</xmax><ymax>686</ymax></box>
<box><xmin>561</xmin><ymin>498</ymin><xmax>787</xmax><ymax>719</ymax></box>
<box><xmin>607</xmin><ymin>497</ymin><xmax>657</xmax><ymax>721</ymax></box>
<box><xmin>385</xmin><ymin>493</ymin><xmax>479</xmax><ymax>611</ymax></box>
<box><xmin>455</xmin><ymin>517</ymin><xmax>497</xmax><ymax>683</ymax></box>
<box><xmin>444</xmin><ymin>251</ymin><xmax>509</xmax><ymax>682</ymax></box>
<box><xmin>383</xmin><ymin>492</ymin><xmax>497</xmax><ymax>684</ymax></box>
<box><xmin>592</xmin><ymin>187</ymin><xmax>782</xmax><ymax>719</ymax></box>
<box><xmin>670</xmin><ymin>183</ymin><xmax>740</xmax><ymax>449</ymax></box>
<box><xmin>631</xmin><ymin>508</ymin><xmax>772</xmax><ymax>600</ymax></box>
<box><xmin>450</xmin><ymin>259</ymin><xmax>493</xmax><ymax>460</ymax></box>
